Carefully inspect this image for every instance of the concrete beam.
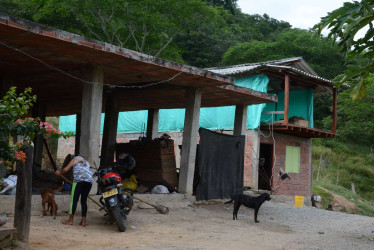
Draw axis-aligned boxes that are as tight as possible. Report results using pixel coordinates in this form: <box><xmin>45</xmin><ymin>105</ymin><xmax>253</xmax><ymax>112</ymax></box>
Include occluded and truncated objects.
<box><xmin>100</xmin><ymin>88</ymin><xmax>119</xmax><ymax>167</ymax></box>
<box><xmin>179</xmin><ymin>87</ymin><xmax>201</xmax><ymax>194</ymax></box>
<box><xmin>32</xmin><ymin>102</ymin><xmax>46</xmax><ymax>173</ymax></box>
<box><xmin>233</xmin><ymin>104</ymin><xmax>248</xmax><ymax>136</ymax></box>
<box><xmin>80</xmin><ymin>65</ymin><xmax>103</xmax><ymax>174</ymax></box>
<box><xmin>146</xmin><ymin>109</ymin><xmax>159</xmax><ymax>141</ymax></box>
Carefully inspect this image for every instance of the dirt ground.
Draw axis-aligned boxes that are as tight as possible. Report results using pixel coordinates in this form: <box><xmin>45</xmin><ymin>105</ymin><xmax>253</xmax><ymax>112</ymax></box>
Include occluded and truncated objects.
<box><xmin>8</xmin><ymin>199</ymin><xmax>374</xmax><ymax>250</ymax></box>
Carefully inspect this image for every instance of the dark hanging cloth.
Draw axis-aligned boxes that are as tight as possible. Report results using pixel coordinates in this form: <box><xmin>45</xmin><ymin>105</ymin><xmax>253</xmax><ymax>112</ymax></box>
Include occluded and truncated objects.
<box><xmin>196</xmin><ymin>128</ymin><xmax>245</xmax><ymax>201</ymax></box>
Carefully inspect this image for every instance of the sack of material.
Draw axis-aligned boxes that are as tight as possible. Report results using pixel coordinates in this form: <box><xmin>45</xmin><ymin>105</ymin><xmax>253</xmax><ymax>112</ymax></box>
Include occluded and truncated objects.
<box><xmin>0</xmin><ymin>175</ymin><xmax>17</xmax><ymax>195</ymax></box>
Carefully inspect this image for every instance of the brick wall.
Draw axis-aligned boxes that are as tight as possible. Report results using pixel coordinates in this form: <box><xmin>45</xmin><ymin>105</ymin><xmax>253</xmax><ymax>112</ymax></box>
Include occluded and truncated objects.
<box><xmin>57</xmin><ymin>130</ymin><xmax>312</xmax><ymax>197</ymax></box>
<box><xmin>260</xmin><ymin>133</ymin><xmax>311</xmax><ymax>197</ymax></box>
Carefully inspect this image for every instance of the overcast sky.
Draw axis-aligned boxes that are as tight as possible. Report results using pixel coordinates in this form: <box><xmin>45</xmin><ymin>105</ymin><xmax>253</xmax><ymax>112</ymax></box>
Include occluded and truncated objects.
<box><xmin>237</xmin><ymin>0</ymin><xmax>348</xmax><ymax>30</ymax></box>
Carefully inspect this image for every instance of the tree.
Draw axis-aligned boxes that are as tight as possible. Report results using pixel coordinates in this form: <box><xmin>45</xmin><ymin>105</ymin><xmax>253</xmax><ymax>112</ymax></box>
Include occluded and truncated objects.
<box><xmin>6</xmin><ymin>0</ymin><xmax>219</xmax><ymax>62</ymax></box>
<box><xmin>222</xmin><ymin>29</ymin><xmax>345</xmax><ymax>79</ymax></box>
<box><xmin>175</xmin><ymin>12</ymin><xmax>291</xmax><ymax>67</ymax></box>
<box><xmin>0</xmin><ymin>87</ymin><xmax>71</xmax><ymax>167</ymax></box>
<box><xmin>313</xmin><ymin>0</ymin><xmax>374</xmax><ymax>99</ymax></box>
<box><xmin>330</xmin><ymin>74</ymin><xmax>374</xmax><ymax>144</ymax></box>
<box><xmin>203</xmin><ymin>0</ymin><xmax>238</xmax><ymax>13</ymax></box>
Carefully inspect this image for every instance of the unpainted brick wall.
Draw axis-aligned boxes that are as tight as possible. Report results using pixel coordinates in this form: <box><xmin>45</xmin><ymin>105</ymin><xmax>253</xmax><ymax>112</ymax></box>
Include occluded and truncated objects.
<box><xmin>259</xmin><ymin>133</ymin><xmax>311</xmax><ymax>197</ymax></box>
<box><xmin>57</xmin><ymin>130</ymin><xmax>311</xmax><ymax>197</ymax></box>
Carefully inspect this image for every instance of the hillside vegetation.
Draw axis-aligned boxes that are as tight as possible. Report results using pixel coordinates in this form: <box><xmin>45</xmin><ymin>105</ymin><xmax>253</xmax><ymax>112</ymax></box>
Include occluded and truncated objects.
<box><xmin>312</xmin><ymin>139</ymin><xmax>374</xmax><ymax>216</ymax></box>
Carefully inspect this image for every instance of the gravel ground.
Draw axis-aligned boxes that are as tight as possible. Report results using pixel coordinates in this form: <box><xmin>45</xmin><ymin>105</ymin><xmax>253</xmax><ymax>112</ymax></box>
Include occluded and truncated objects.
<box><xmin>257</xmin><ymin>202</ymin><xmax>374</xmax><ymax>249</ymax></box>
<box><xmin>16</xmin><ymin>198</ymin><xmax>374</xmax><ymax>250</ymax></box>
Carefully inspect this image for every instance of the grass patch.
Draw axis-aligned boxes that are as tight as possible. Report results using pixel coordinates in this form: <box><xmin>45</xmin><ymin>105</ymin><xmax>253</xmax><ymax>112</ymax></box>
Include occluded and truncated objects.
<box><xmin>313</xmin><ymin>185</ymin><xmax>333</xmax><ymax>209</ymax></box>
<box><xmin>314</xmin><ymin>181</ymin><xmax>374</xmax><ymax>217</ymax></box>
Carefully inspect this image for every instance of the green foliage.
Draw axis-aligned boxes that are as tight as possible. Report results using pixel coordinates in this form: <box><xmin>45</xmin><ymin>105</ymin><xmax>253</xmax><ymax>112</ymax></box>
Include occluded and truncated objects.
<box><xmin>203</xmin><ymin>0</ymin><xmax>237</xmax><ymax>13</ymax></box>
<box><xmin>314</xmin><ymin>181</ymin><xmax>374</xmax><ymax>217</ymax></box>
<box><xmin>335</xmin><ymin>74</ymin><xmax>374</xmax><ymax>144</ymax></box>
<box><xmin>7</xmin><ymin>0</ymin><xmax>219</xmax><ymax>62</ymax></box>
<box><xmin>0</xmin><ymin>87</ymin><xmax>36</xmax><ymax>163</ymax></box>
<box><xmin>222</xmin><ymin>29</ymin><xmax>345</xmax><ymax>79</ymax></box>
<box><xmin>0</xmin><ymin>87</ymin><xmax>72</xmax><ymax>165</ymax></box>
<box><xmin>313</xmin><ymin>0</ymin><xmax>374</xmax><ymax>98</ymax></box>
<box><xmin>1</xmin><ymin>0</ymin><xmax>293</xmax><ymax>68</ymax></box>
<box><xmin>312</xmin><ymin>140</ymin><xmax>374</xmax><ymax>202</ymax></box>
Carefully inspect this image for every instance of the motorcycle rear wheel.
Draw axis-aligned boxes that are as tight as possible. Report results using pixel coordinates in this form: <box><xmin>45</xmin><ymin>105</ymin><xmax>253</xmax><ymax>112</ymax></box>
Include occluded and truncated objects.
<box><xmin>111</xmin><ymin>206</ymin><xmax>126</xmax><ymax>232</ymax></box>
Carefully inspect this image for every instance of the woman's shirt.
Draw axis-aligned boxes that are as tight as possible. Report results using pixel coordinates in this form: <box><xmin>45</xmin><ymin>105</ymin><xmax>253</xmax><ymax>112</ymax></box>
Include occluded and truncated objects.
<box><xmin>73</xmin><ymin>160</ymin><xmax>93</xmax><ymax>183</ymax></box>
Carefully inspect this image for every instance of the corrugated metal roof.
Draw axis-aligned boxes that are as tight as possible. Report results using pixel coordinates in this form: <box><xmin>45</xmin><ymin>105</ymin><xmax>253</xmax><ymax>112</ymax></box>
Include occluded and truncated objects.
<box><xmin>207</xmin><ymin>57</ymin><xmax>303</xmax><ymax>74</ymax></box>
<box><xmin>207</xmin><ymin>57</ymin><xmax>333</xmax><ymax>84</ymax></box>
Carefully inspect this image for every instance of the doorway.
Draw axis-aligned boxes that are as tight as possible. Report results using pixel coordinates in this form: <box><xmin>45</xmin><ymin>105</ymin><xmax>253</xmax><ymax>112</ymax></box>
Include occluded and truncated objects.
<box><xmin>258</xmin><ymin>143</ymin><xmax>273</xmax><ymax>191</ymax></box>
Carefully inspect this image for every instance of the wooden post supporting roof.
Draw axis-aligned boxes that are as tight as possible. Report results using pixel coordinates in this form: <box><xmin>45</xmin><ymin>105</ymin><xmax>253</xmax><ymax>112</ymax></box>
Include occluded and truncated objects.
<box><xmin>284</xmin><ymin>74</ymin><xmax>290</xmax><ymax>125</ymax></box>
<box><xmin>14</xmin><ymin>146</ymin><xmax>33</xmax><ymax>242</ymax></box>
<box><xmin>179</xmin><ymin>87</ymin><xmax>201</xmax><ymax>194</ymax></box>
<box><xmin>75</xmin><ymin>113</ymin><xmax>81</xmax><ymax>155</ymax></box>
<box><xmin>332</xmin><ymin>88</ymin><xmax>337</xmax><ymax>134</ymax></box>
<box><xmin>32</xmin><ymin>102</ymin><xmax>46</xmax><ymax>173</ymax></box>
<box><xmin>234</xmin><ymin>104</ymin><xmax>248</xmax><ymax>136</ymax></box>
<box><xmin>101</xmin><ymin>88</ymin><xmax>119</xmax><ymax>167</ymax></box>
<box><xmin>146</xmin><ymin>108</ymin><xmax>159</xmax><ymax>141</ymax></box>
<box><xmin>80</xmin><ymin>65</ymin><xmax>103</xmax><ymax>193</ymax></box>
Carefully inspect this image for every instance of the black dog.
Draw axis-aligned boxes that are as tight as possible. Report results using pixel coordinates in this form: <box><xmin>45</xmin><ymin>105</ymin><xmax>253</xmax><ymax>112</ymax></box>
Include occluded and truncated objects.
<box><xmin>225</xmin><ymin>193</ymin><xmax>271</xmax><ymax>223</ymax></box>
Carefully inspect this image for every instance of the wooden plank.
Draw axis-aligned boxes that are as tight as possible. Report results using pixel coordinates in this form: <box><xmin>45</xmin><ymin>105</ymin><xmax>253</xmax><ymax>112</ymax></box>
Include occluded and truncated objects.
<box><xmin>262</xmin><ymin>111</ymin><xmax>285</xmax><ymax>114</ymax></box>
<box><xmin>0</xmin><ymin>227</ymin><xmax>17</xmax><ymax>249</ymax></box>
<box><xmin>284</xmin><ymin>74</ymin><xmax>290</xmax><ymax>125</ymax></box>
<box><xmin>75</xmin><ymin>113</ymin><xmax>81</xmax><ymax>155</ymax></box>
<box><xmin>101</xmin><ymin>88</ymin><xmax>119</xmax><ymax>167</ymax></box>
<box><xmin>14</xmin><ymin>146</ymin><xmax>33</xmax><ymax>243</ymax></box>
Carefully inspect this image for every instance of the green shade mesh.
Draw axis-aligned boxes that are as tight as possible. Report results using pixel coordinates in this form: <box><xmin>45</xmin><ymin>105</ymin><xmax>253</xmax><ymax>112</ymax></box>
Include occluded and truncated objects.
<box><xmin>59</xmin><ymin>74</ymin><xmax>313</xmax><ymax>133</ymax></box>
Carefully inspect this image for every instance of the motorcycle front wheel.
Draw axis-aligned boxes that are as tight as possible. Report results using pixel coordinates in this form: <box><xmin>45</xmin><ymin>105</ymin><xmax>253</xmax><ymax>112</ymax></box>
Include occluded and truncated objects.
<box><xmin>111</xmin><ymin>205</ymin><xmax>126</xmax><ymax>232</ymax></box>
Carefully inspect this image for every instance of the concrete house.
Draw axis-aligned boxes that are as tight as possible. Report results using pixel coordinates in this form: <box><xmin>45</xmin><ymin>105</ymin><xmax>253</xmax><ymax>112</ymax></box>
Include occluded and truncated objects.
<box><xmin>208</xmin><ymin>57</ymin><xmax>337</xmax><ymax>201</ymax></box>
<box><xmin>57</xmin><ymin>57</ymin><xmax>336</xmax><ymax>203</ymax></box>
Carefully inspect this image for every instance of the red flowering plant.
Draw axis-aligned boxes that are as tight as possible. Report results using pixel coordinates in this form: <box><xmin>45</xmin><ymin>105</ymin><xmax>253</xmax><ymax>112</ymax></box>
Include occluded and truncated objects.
<box><xmin>0</xmin><ymin>87</ymin><xmax>73</xmax><ymax>167</ymax></box>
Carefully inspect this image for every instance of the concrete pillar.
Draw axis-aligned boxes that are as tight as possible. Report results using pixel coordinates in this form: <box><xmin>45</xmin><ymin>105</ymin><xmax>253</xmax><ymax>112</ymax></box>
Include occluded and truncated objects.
<box><xmin>100</xmin><ymin>88</ymin><xmax>119</xmax><ymax>167</ymax></box>
<box><xmin>32</xmin><ymin>102</ymin><xmax>46</xmax><ymax>172</ymax></box>
<box><xmin>234</xmin><ymin>104</ymin><xmax>248</xmax><ymax>136</ymax></box>
<box><xmin>146</xmin><ymin>108</ymin><xmax>159</xmax><ymax>141</ymax></box>
<box><xmin>249</xmin><ymin>130</ymin><xmax>260</xmax><ymax>190</ymax></box>
<box><xmin>75</xmin><ymin>113</ymin><xmax>81</xmax><ymax>155</ymax></box>
<box><xmin>179</xmin><ymin>87</ymin><xmax>201</xmax><ymax>194</ymax></box>
<box><xmin>80</xmin><ymin>65</ymin><xmax>103</xmax><ymax>193</ymax></box>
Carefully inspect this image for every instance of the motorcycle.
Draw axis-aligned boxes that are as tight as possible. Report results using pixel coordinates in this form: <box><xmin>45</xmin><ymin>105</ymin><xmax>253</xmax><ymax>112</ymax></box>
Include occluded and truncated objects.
<box><xmin>93</xmin><ymin>165</ymin><xmax>134</xmax><ymax>232</ymax></box>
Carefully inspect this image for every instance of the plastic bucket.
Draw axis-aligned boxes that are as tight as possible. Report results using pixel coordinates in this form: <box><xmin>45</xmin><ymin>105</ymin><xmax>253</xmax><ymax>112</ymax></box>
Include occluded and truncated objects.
<box><xmin>0</xmin><ymin>212</ymin><xmax>7</xmax><ymax>226</ymax></box>
<box><xmin>295</xmin><ymin>196</ymin><xmax>305</xmax><ymax>208</ymax></box>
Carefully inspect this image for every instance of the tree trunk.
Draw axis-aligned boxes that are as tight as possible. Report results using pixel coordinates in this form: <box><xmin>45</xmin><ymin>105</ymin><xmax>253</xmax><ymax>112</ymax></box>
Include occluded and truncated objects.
<box><xmin>13</xmin><ymin>145</ymin><xmax>33</xmax><ymax>243</ymax></box>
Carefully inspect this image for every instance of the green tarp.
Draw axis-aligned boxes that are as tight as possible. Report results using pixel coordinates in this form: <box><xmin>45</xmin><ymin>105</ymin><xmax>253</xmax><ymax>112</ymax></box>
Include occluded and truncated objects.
<box><xmin>59</xmin><ymin>74</ymin><xmax>314</xmax><ymax>133</ymax></box>
<box><xmin>261</xmin><ymin>89</ymin><xmax>314</xmax><ymax>128</ymax></box>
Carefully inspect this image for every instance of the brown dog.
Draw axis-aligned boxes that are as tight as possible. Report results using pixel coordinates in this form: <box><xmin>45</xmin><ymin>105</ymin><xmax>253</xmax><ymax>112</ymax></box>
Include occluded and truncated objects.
<box><xmin>41</xmin><ymin>185</ymin><xmax>62</xmax><ymax>219</ymax></box>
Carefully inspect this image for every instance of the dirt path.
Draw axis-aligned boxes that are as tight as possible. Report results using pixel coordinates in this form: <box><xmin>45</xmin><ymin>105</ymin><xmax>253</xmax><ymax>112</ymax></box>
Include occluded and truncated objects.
<box><xmin>10</xmin><ymin>201</ymin><xmax>374</xmax><ymax>250</ymax></box>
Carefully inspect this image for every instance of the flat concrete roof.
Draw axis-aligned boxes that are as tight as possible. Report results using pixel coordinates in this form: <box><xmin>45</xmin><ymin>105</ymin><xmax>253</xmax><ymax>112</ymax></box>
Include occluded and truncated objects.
<box><xmin>0</xmin><ymin>13</ymin><xmax>277</xmax><ymax>116</ymax></box>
